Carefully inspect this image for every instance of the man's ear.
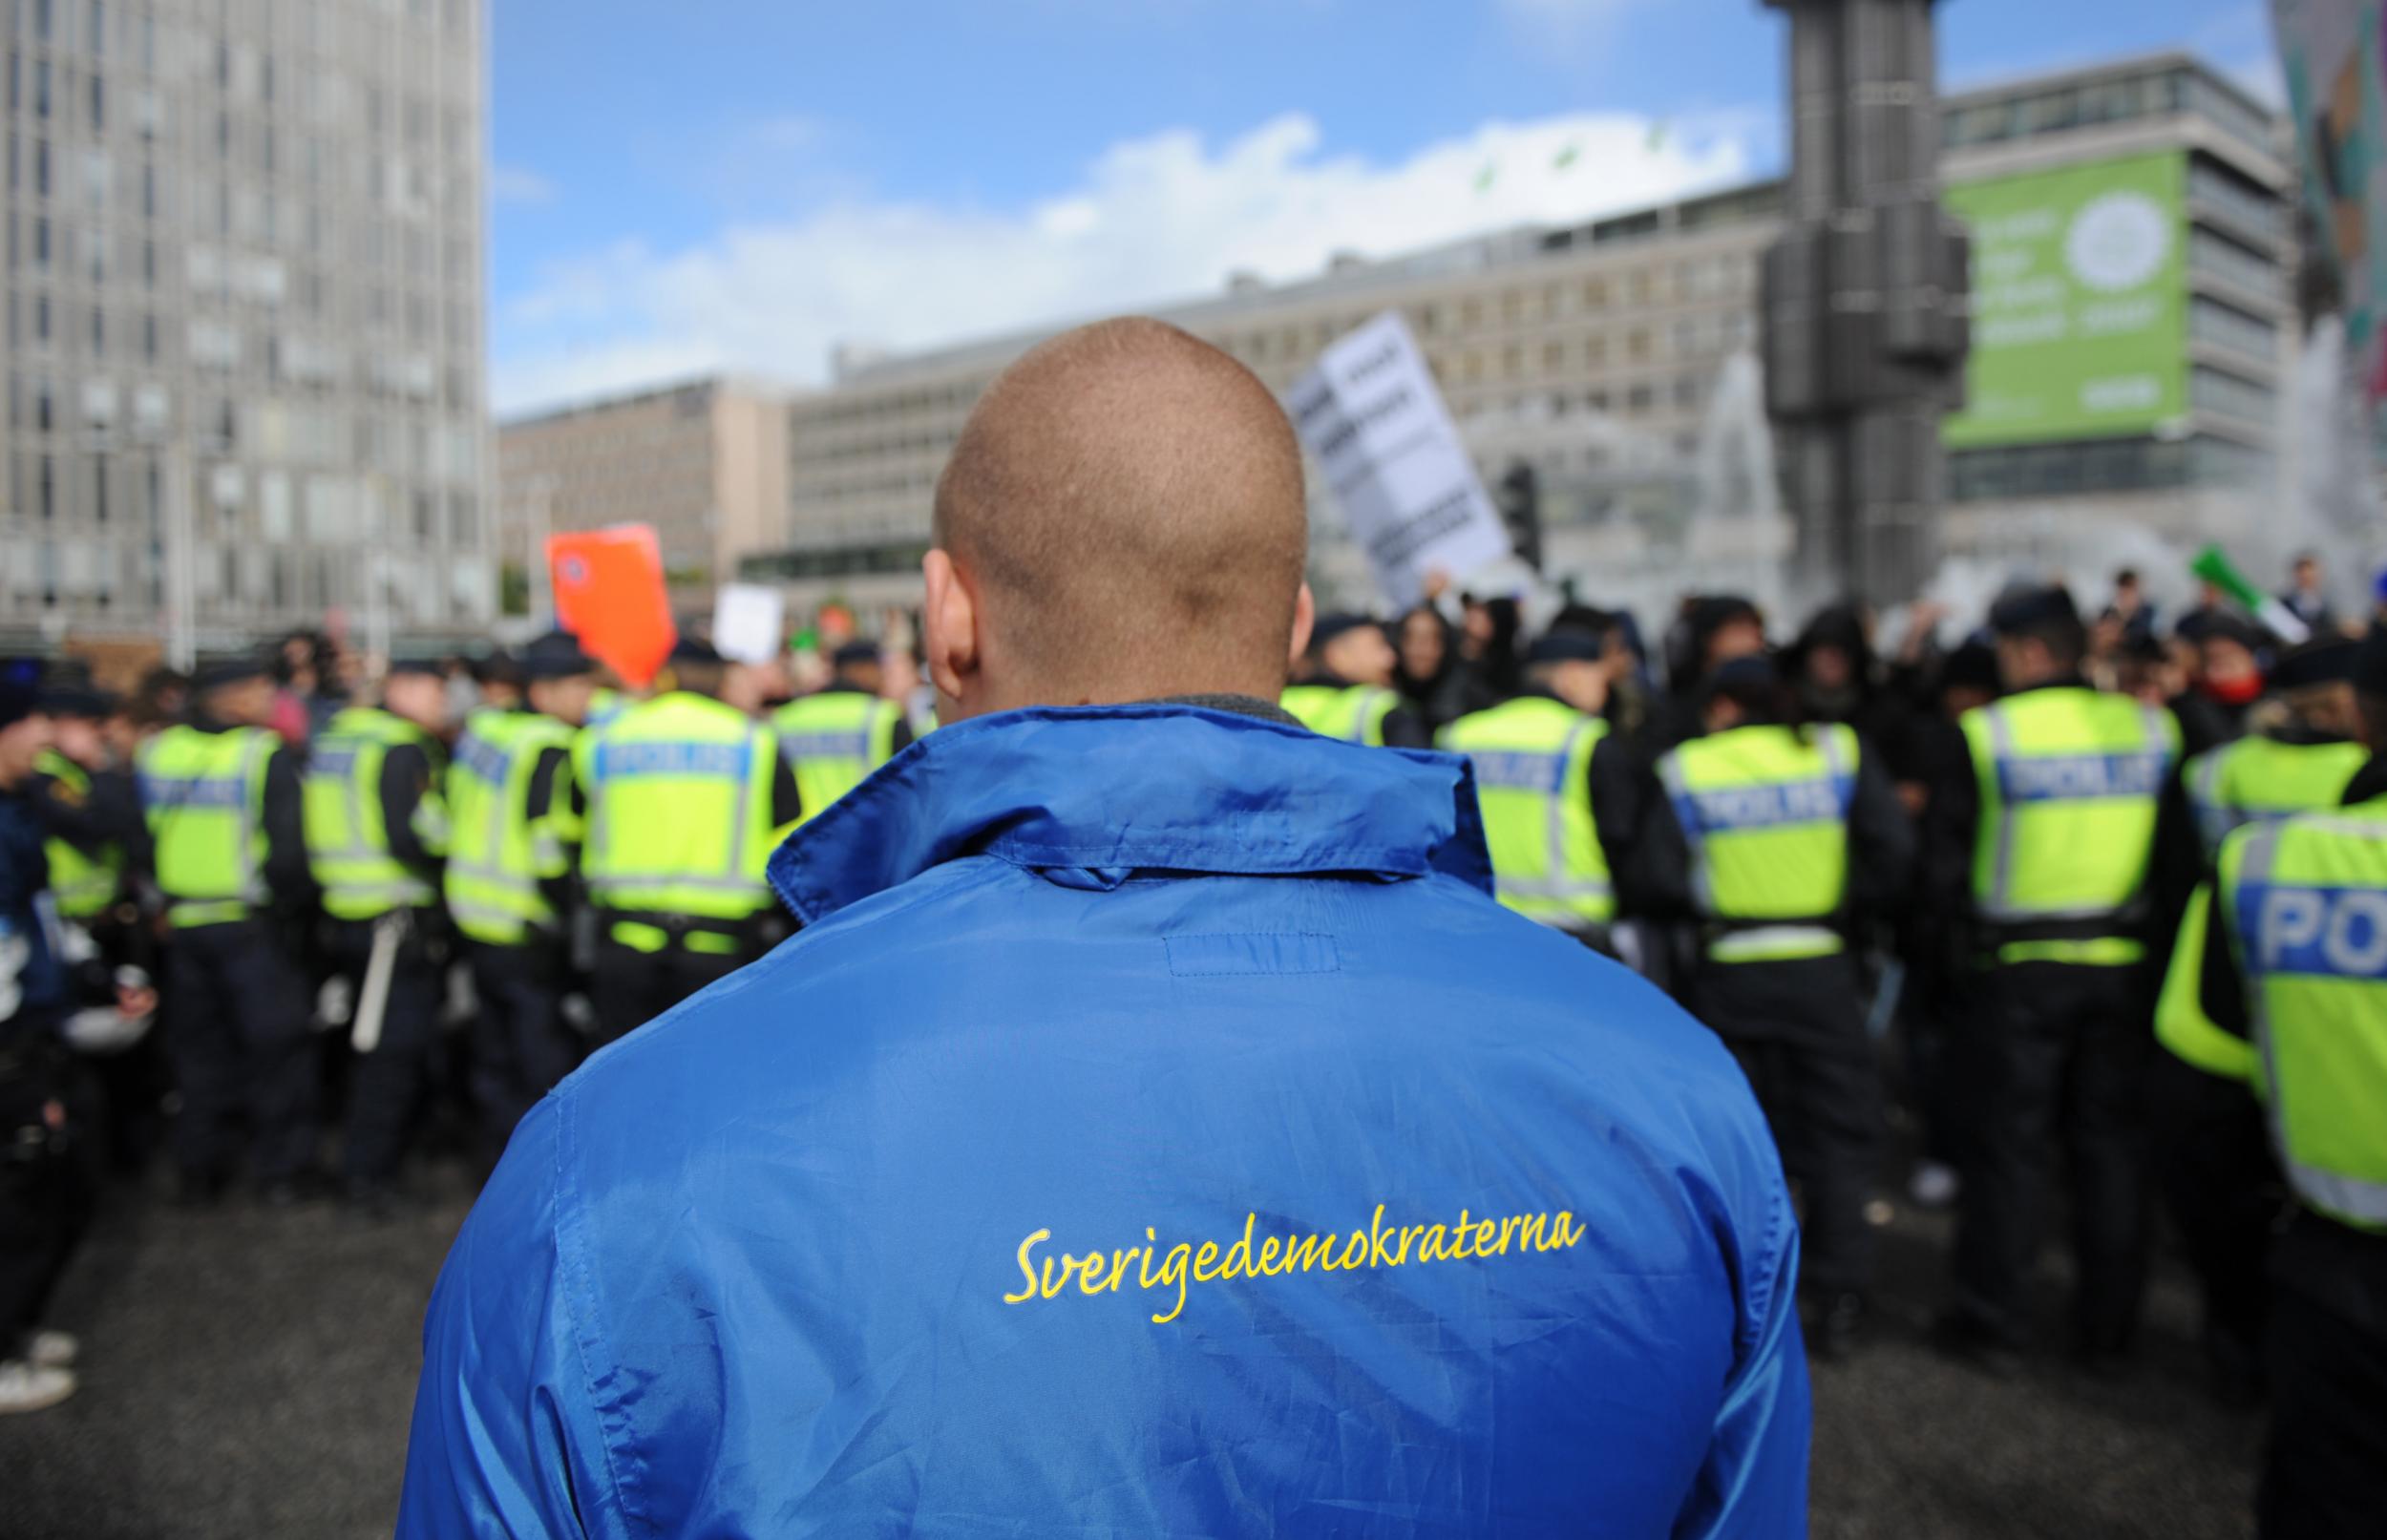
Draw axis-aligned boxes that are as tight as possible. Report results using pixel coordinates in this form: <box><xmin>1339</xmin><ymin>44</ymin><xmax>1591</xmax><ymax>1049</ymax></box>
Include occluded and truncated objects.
<box><xmin>922</xmin><ymin>548</ymin><xmax>979</xmax><ymax>711</ymax></box>
<box><xmin>1287</xmin><ymin>583</ymin><xmax>1316</xmax><ymax>678</ymax></box>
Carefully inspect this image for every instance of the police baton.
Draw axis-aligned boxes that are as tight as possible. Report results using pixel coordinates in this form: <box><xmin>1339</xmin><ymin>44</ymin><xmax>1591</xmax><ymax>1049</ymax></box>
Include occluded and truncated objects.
<box><xmin>350</xmin><ymin>910</ymin><xmax>410</xmax><ymax>1055</ymax></box>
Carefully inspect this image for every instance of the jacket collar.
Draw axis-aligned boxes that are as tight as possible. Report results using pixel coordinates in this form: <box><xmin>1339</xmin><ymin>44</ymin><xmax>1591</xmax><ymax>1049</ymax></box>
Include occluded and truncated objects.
<box><xmin>769</xmin><ymin>704</ymin><xmax>1493</xmax><ymax>925</ymax></box>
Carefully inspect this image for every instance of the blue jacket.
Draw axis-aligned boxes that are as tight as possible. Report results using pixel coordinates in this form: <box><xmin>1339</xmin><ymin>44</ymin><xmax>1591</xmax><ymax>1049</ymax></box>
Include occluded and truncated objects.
<box><xmin>399</xmin><ymin>705</ymin><xmax>1808</xmax><ymax>1538</ymax></box>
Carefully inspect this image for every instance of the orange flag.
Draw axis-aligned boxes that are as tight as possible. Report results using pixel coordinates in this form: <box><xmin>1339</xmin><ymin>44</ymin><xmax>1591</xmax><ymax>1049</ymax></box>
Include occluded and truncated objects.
<box><xmin>548</xmin><ymin>526</ymin><xmax>677</xmax><ymax>687</ymax></box>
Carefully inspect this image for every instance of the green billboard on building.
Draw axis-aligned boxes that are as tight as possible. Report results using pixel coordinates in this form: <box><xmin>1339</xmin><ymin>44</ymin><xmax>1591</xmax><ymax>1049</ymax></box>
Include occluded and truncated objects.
<box><xmin>1942</xmin><ymin>150</ymin><xmax>2188</xmax><ymax>449</ymax></box>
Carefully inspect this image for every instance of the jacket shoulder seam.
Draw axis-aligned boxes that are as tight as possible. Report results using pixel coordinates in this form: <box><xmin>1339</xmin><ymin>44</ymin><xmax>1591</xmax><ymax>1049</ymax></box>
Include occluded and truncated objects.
<box><xmin>553</xmin><ymin>1086</ymin><xmax>655</xmax><ymax>1538</ymax></box>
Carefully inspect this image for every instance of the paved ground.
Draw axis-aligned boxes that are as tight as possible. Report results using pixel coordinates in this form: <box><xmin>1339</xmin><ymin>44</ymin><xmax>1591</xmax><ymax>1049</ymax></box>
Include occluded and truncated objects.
<box><xmin>3</xmin><ymin>1170</ymin><xmax>2260</xmax><ymax>1539</ymax></box>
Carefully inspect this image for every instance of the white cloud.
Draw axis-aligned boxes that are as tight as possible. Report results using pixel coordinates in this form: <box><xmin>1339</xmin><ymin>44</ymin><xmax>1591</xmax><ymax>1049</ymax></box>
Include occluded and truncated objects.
<box><xmin>493</xmin><ymin>108</ymin><xmax>1756</xmax><ymax>414</ymax></box>
<box><xmin>490</xmin><ymin>163</ymin><xmax>558</xmax><ymax>206</ymax></box>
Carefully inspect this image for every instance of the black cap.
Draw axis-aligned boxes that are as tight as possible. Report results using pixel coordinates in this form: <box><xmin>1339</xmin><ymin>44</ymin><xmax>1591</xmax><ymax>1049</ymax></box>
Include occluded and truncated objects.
<box><xmin>2355</xmin><ymin>627</ymin><xmax>2387</xmax><ymax>700</ymax></box>
<box><xmin>669</xmin><ymin>637</ymin><xmax>724</xmax><ymax>666</ymax></box>
<box><xmin>38</xmin><ymin>681</ymin><xmax>114</xmax><ymax>719</ymax></box>
<box><xmin>519</xmin><ymin>631</ymin><xmax>596</xmax><ymax>682</ymax></box>
<box><xmin>386</xmin><ymin>657</ymin><xmax>446</xmax><ymax>679</ymax></box>
<box><xmin>833</xmin><ymin>640</ymin><xmax>882</xmax><ymax>669</ymax></box>
<box><xmin>1527</xmin><ymin>630</ymin><xmax>1608</xmax><ymax>665</ymax></box>
<box><xmin>193</xmin><ymin>652</ymin><xmax>273</xmax><ymax>691</ymax></box>
<box><xmin>470</xmin><ymin>649</ymin><xmax>525</xmax><ymax>689</ymax></box>
<box><xmin>1941</xmin><ymin>640</ymin><xmax>2001</xmax><ymax>696</ymax></box>
<box><xmin>1987</xmin><ymin>584</ymin><xmax>2081</xmax><ymax>639</ymax></box>
<box><xmin>2272</xmin><ymin>637</ymin><xmax>2357</xmax><ymax>693</ymax></box>
<box><xmin>0</xmin><ymin>659</ymin><xmax>41</xmax><ymax>731</ymax></box>
<box><xmin>1309</xmin><ymin>614</ymin><xmax>1383</xmax><ymax>653</ymax></box>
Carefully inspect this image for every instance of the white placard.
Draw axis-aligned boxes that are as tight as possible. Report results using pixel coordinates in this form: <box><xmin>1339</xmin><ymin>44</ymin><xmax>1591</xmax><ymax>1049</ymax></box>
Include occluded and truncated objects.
<box><xmin>712</xmin><ymin>582</ymin><xmax>785</xmax><ymax>665</ymax></box>
<box><xmin>1288</xmin><ymin>311</ymin><xmax>1512</xmax><ymax>611</ymax></box>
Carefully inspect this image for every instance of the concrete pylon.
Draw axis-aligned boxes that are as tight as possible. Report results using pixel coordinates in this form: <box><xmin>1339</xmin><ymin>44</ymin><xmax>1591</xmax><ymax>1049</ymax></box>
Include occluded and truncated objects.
<box><xmin>1759</xmin><ymin>0</ymin><xmax>1971</xmax><ymax>608</ymax></box>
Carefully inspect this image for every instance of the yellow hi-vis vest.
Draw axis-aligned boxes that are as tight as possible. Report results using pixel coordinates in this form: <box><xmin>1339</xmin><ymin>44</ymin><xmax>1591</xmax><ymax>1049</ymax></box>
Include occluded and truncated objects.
<box><xmin>2216</xmin><ymin>796</ymin><xmax>2387</xmax><ymax>1232</ymax></box>
<box><xmin>305</xmin><ymin>707</ymin><xmax>446</xmax><ymax>921</ymax></box>
<box><xmin>771</xmin><ymin>689</ymin><xmax>902</xmax><ymax>827</ymax></box>
<box><xmin>137</xmin><ymin>725</ymin><xmax>277</xmax><ymax>929</ymax></box>
<box><xmin>1436</xmin><ymin>696</ymin><xmax>1615</xmax><ymax>928</ymax></box>
<box><xmin>442</xmin><ymin>708</ymin><xmax>580</xmax><ymax>945</ymax></box>
<box><xmin>1658</xmin><ymin>723</ymin><xmax>1859</xmax><ymax>963</ymax></box>
<box><xmin>1960</xmin><ymin>686</ymin><xmax>2179</xmax><ymax>964</ymax></box>
<box><xmin>572</xmin><ymin>692</ymin><xmax>778</xmax><ymax>945</ymax></box>
<box><xmin>37</xmin><ymin>750</ymin><xmax>123</xmax><ymax>920</ymax></box>
<box><xmin>2184</xmin><ymin>734</ymin><xmax>2367</xmax><ymax>864</ymax></box>
<box><xmin>1280</xmin><ymin>684</ymin><xmax>1398</xmax><ymax>747</ymax></box>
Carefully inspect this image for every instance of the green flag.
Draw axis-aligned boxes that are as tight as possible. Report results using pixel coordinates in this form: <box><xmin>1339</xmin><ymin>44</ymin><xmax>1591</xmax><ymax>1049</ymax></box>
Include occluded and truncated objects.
<box><xmin>2190</xmin><ymin>545</ymin><xmax>2312</xmax><ymax>643</ymax></box>
<box><xmin>1474</xmin><ymin>161</ymin><xmax>1496</xmax><ymax>194</ymax></box>
<box><xmin>1553</xmin><ymin>143</ymin><xmax>1580</xmax><ymax>172</ymax></box>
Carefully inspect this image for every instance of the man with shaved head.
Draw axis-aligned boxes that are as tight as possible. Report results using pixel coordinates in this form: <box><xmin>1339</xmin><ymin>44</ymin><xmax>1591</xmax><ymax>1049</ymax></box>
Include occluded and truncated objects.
<box><xmin>401</xmin><ymin>318</ymin><xmax>1808</xmax><ymax>1538</ymax></box>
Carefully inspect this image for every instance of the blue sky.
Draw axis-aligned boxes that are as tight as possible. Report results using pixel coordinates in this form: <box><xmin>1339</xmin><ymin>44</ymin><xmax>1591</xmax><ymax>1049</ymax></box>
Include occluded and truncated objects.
<box><xmin>487</xmin><ymin>0</ymin><xmax>2281</xmax><ymax>414</ymax></box>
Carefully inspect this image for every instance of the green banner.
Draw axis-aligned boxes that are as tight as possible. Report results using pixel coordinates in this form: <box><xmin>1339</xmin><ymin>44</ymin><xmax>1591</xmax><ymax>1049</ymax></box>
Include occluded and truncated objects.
<box><xmin>1942</xmin><ymin>150</ymin><xmax>2188</xmax><ymax>449</ymax></box>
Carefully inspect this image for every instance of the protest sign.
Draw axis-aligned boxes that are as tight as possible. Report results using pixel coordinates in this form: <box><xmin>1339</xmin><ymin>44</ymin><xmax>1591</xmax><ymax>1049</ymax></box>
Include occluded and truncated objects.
<box><xmin>712</xmin><ymin>582</ymin><xmax>786</xmax><ymax>665</ymax></box>
<box><xmin>1288</xmin><ymin>312</ymin><xmax>1512</xmax><ymax>610</ymax></box>
<box><xmin>548</xmin><ymin>525</ymin><xmax>676</xmax><ymax>687</ymax></box>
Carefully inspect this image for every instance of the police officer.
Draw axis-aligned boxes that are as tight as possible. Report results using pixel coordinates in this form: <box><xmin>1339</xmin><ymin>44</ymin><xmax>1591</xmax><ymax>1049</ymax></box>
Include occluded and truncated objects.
<box><xmin>0</xmin><ymin>665</ymin><xmax>83</xmax><ymax>1414</ymax></box>
<box><xmin>29</xmin><ymin>677</ymin><xmax>141</xmax><ymax>936</ymax></box>
<box><xmin>2183</xmin><ymin>637</ymin><xmax>2367</xmax><ymax>866</ymax></box>
<box><xmin>1645</xmin><ymin>653</ymin><xmax>1914</xmax><ymax>1355</ymax></box>
<box><xmin>138</xmin><ymin>654</ymin><xmax>320</xmax><ymax>1205</ymax></box>
<box><xmin>2154</xmin><ymin>627</ymin><xmax>2387</xmax><ymax>1538</ymax></box>
<box><xmin>304</xmin><ymin>660</ymin><xmax>450</xmax><ymax>1214</ymax></box>
<box><xmin>30</xmin><ymin>674</ymin><xmax>163</xmax><ymax>1172</ymax></box>
<box><xmin>1436</xmin><ymin>630</ymin><xmax>1640</xmax><ymax>949</ymax></box>
<box><xmin>1928</xmin><ymin>585</ymin><xmax>2189</xmax><ymax>1370</ymax></box>
<box><xmin>444</xmin><ymin>634</ymin><xmax>593</xmax><ymax>1167</ymax></box>
<box><xmin>1281</xmin><ymin>615</ymin><xmax>1432</xmax><ymax>748</ymax></box>
<box><xmin>572</xmin><ymin>638</ymin><xmax>799</xmax><ymax>1044</ymax></box>
<box><xmin>2154</xmin><ymin>634</ymin><xmax>2364</xmax><ymax>1400</ymax></box>
<box><xmin>771</xmin><ymin>640</ymin><xmax>914</xmax><ymax>824</ymax></box>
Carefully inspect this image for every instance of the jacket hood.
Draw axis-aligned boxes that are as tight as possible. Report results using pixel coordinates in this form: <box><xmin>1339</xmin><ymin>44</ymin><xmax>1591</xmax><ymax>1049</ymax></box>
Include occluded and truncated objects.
<box><xmin>768</xmin><ymin>704</ymin><xmax>1493</xmax><ymax>923</ymax></box>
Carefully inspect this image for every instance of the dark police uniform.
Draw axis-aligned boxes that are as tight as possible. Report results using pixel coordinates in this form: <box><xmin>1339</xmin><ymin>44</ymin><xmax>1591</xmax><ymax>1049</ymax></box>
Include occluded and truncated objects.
<box><xmin>303</xmin><ymin>679</ymin><xmax>448</xmax><ymax>1207</ymax></box>
<box><xmin>138</xmin><ymin>660</ymin><xmax>319</xmax><ymax>1200</ymax></box>
<box><xmin>1642</xmin><ymin>662</ymin><xmax>1914</xmax><ymax>1342</ymax></box>
<box><xmin>2157</xmin><ymin>745</ymin><xmax>2387</xmax><ymax>1539</ymax></box>
<box><xmin>1</xmin><ymin>665</ymin><xmax>86</xmax><ymax>1362</ymax></box>
<box><xmin>1926</xmin><ymin>590</ymin><xmax>2192</xmax><ymax>1363</ymax></box>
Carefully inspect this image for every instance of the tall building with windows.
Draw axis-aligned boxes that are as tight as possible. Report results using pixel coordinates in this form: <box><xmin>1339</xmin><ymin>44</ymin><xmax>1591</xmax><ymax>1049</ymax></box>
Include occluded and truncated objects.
<box><xmin>745</xmin><ymin>52</ymin><xmax>2290</xmax><ymax>618</ymax></box>
<box><xmin>1</xmin><ymin>0</ymin><xmax>493</xmax><ymax>651</ymax></box>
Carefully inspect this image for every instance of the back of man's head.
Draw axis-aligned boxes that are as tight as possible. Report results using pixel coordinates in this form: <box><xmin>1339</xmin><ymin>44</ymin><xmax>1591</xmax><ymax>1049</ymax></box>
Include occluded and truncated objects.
<box><xmin>926</xmin><ymin>317</ymin><xmax>1309</xmax><ymax>716</ymax></box>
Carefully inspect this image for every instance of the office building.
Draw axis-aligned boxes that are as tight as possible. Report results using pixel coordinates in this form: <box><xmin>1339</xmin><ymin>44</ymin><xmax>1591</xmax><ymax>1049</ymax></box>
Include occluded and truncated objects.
<box><xmin>496</xmin><ymin>375</ymin><xmax>791</xmax><ymax>613</ymax></box>
<box><xmin>2</xmin><ymin>0</ymin><xmax>493</xmax><ymax>651</ymax></box>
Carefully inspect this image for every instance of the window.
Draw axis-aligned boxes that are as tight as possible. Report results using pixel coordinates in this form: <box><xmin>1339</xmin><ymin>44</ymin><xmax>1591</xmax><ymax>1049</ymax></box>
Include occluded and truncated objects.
<box><xmin>2191</xmin><ymin>295</ymin><xmax>2275</xmax><ymax>359</ymax></box>
<box><xmin>2191</xmin><ymin>364</ymin><xmax>2272</xmax><ymax>423</ymax></box>
<box><xmin>87</xmin><ymin>70</ymin><xmax>100</xmax><ymax>130</ymax></box>
<box><xmin>93</xmin><ymin>458</ymin><xmax>108</xmax><ymax>523</ymax></box>
<box><xmin>32</xmin><ymin>138</ymin><xmax>48</xmax><ymax>198</ymax></box>
<box><xmin>37</xmin><ymin>454</ymin><xmax>53</xmax><ymax>519</ymax></box>
<box><xmin>2189</xmin><ymin>227</ymin><xmax>2275</xmax><ymax>295</ymax></box>
<box><xmin>87</xmin><ymin>0</ymin><xmax>102</xmax><ymax>53</ymax></box>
